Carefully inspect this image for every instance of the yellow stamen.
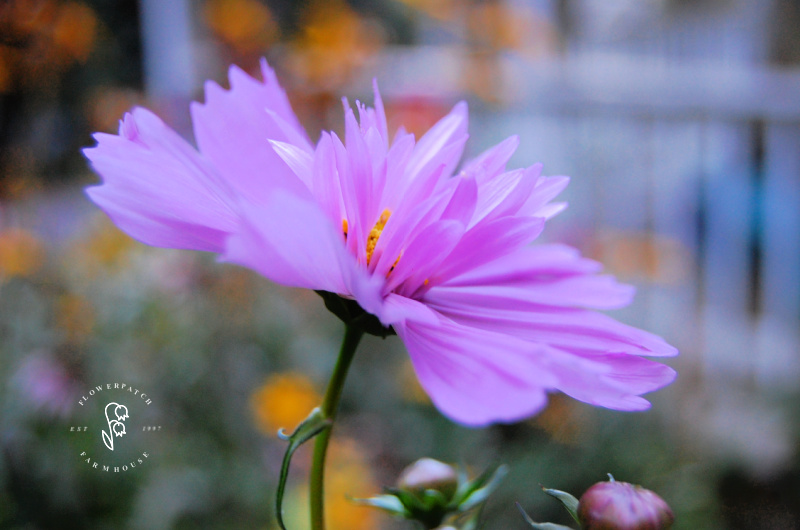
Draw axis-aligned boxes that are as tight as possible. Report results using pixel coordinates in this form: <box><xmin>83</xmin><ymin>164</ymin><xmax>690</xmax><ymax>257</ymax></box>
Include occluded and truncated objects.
<box><xmin>366</xmin><ymin>209</ymin><xmax>391</xmax><ymax>265</ymax></box>
<box><xmin>387</xmin><ymin>254</ymin><xmax>401</xmax><ymax>277</ymax></box>
<box><xmin>342</xmin><ymin>219</ymin><xmax>348</xmax><ymax>240</ymax></box>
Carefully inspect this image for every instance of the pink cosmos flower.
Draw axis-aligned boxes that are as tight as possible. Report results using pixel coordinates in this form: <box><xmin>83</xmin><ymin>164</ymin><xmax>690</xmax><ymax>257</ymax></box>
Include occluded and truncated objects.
<box><xmin>84</xmin><ymin>60</ymin><xmax>677</xmax><ymax>426</ymax></box>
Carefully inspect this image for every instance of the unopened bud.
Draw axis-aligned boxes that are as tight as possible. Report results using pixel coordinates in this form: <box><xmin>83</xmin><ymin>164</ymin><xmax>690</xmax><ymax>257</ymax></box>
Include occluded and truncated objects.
<box><xmin>578</xmin><ymin>480</ymin><xmax>674</xmax><ymax>530</ymax></box>
<box><xmin>397</xmin><ymin>458</ymin><xmax>458</xmax><ymax>501</ymax></box>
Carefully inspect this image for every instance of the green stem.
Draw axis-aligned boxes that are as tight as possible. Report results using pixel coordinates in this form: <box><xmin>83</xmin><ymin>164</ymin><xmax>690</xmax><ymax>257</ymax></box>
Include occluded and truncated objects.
<box><xmin>309</xmin><ymin>324</ymin><xmax>364</xmax><ymax>530</ymax></box>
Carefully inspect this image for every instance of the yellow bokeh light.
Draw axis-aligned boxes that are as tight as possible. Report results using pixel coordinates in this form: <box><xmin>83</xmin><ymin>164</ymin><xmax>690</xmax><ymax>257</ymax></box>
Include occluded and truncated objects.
<box><xmin>0</xmin><ymin>228</ymin><xmax>45</xmax><ymax>279</ymax></box>
<box><xmin>204</xmin><ymin>0</ymin><xmax>278</xmax><ymax>54</ymax></box>
<box><xmin>250</xmin><ymin>372</ymin><xmax>322</xmax><ymax>435</ymax></box>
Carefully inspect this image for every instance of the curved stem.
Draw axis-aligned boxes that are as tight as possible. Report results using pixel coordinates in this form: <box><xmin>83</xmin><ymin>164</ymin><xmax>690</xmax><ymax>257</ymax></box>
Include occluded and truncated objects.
<box><xmin>309</xmin><ymin>324</ymin><xmax>364</xmax><ymax>530</ymax></box>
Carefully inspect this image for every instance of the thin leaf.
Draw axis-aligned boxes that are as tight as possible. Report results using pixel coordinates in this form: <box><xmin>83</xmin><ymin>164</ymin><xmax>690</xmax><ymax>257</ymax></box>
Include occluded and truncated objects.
<box><xmin>516</xmin><ymin>502</ymin><xmax>576</xmax><ymax>530</ymax></box>
<box><xmin>350</xmin><ymin>494</ymin><xmax>410</xmax><ymax>517</ymax></box>
<box><xmin>275</xmin><ymin>407</ymin><xmax>331</xmax><ymax>530</ymax></box>
<box><xmin>541</xmin><ymin>487</ymin><xmax>580</xmax><ymax>525</ymax></box>
<box><xmin>458</xmin><ymin>465</ymin><xmax>508</xmax><ymax>511</ymax></box>
<box><xmin>384</xmin><ymin>486</ymin><xmax>427</xmax><ymax>512</ymax></box>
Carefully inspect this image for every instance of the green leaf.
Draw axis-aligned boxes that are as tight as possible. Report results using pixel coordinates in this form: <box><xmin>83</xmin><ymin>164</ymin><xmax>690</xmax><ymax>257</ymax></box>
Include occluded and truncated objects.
<box><xmin>516</xmin><ymin>502</ymin><xmax>576</xmax><ymax>530</ymax></box>
<box><xmin>275</xmin><ymin>407</ymin><xmax>331</xmax><ymax>530</ymax></box>
<box><xmin>541</xmin><ymin>487</ymin><xmax>580</xmax><ymax>525</ymax></box>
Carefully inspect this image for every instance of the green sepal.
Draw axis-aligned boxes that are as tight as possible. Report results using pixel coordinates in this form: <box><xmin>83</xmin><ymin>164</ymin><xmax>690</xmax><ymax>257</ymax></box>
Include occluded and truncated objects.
<box><xmin>542</xmin><ymin>486</ymin><xmax>580</xmax><ymax>524</ymax></box>
<box><xmin>275</xmin><ymin>407</ymin><xmax>331</xmax><ymax>530</ymax></box>
<box><xmin>316</xmin><ymin>290</ymin><xmax>395</xmax><ymax>337</ymax></box>
<box><xmin>516</xmin><ymin>502</ymin><xmax>576</xmax><ymax>530</ymax></box>
<box><xmin>384</xmin><ymin>486</ymin><xmax>450</xmax><ymax>528</ymax></box>
<box><xmin>350</xmin><ymin>494</ymin><xmax>411</xmax><ymax>518</ymax></box>
<box><xmin>358</xmin><ymin>462</ymin><xmax>507</xmax><ymax>529</ymax></box>
<box><xmin>454</xmin><ymin>464</ymin><xmax>508</xmax><ymax>511</ymax></box>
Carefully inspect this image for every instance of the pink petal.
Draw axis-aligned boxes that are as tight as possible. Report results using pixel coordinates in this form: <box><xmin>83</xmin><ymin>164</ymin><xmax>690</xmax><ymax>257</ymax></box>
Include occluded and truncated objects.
<box><xmin>396</xmin><ymin>317</ymin><xmax>554</xmax><ymax>426</ymax></box>
<box><xmin>429</xmin><ymin>276</ymin><xmax>634</xmax><ymax>311</ymax></box>
<box><xmin>430</xmin><ymin>244</ymin><xmax>634</xmax><ymax>309</ymax></box>
<box><xmin>543</xmin><ymin>347</ymin><xmax>677</xmax><ymax>411</ymax></box>
<box><xmin>371</xmin><ymin>79</ymin><xmax>389</xmax><ymax>143</ymax></box>
<box><xmin>222</xmin><ymin>190</ymin><xmax>373</xmax><ymax>297</ymax></box>
<box><xmin>378</xmin><ymin>132</ymin><xmax>415</xmax><ymax>211</ymax></box>
<box><xmin>269</xmin><ymin>140</ymin><xmax>314</xmax><ymax>184</ymax></box>
<box><xmin>383</xmin><ymin>219</ymin><xmax>466</xmax><ymax>296</ymax></box>
<box><xmin>445</xmin><ymin>244</ymin><xmax>603</xmax><ymax>285</ymax></box>
<box><xmin>461</xmin><ymin>135</ymin><xmax>519</xmax><ymax>180</ymax></box>
<box><xmin>472</xmin><ymin>164</ymin><xmax>543</xmax><ymax>227</ymax></box>
<box><xmin>343</xmin><ymin>102</ymin><xmax>375</xmax><ymax>246</ymax></box>
<box><xmin>397</xmin><ymin>316</ymin><xmax>675</xmax><ymax>424</ymax></box>
<box><xmin>536</xmin><ymin>202</ymin><xmax>568</xmax><ymax>220</ymax></box>
<box><xmin>405</xmin><ymin>101</ymin><xmax>468</xmax><ymax>181</ymax></box>
<box><xmin>311</xmin><ymin>133</ymin><xmax>345</xmax><ymax>227</ymax></box>
<box><xmin>331</xmin><ymin>131</ymin><xmax>367</xmax><ymax>260</ymax></box>
<box><xmin>370</xmin><ymin>180</ymin><xmax>451</xmax><ymax>278</ymax></box>
<box><xmin>425</xmin><ymin>293</ymin><xmax>677</xmax><ymax>358</ymax></box>
<box><xmin>519</xmin><ymin>175</ymin><xmax>570</xmax><ymax>217</ymax></box>
<box><xmin>84</xmin><ymin>108</ymin><xmax>237</xmax><ymax>252</ymax></box>
<box><xmin>432</xmin><ymin>216</ymin><xmax>545</xmax><ymax>285</ymax></box>
<box><xmin>440</xmin><ymin>175</ymin><xmax>478</xmax><ymax>227</ymax></box>
<box><xmin>397</xmin><ymin>139</ymin><xmax>466</xmax><ymax>216</ymax></box>
<box><xmin>191</xmin><ymin>60</ymin><xmax>312</xmax><ymax>204</ymax></box>
<box><xmin>376</xmin><ymin>293</ymin><xmax>439</xmax><ymax>326</ymax></box>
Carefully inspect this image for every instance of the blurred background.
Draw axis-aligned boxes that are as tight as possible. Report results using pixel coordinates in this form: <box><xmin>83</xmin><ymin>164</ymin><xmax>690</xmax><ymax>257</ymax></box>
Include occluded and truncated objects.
<box><xmin>1</xmin><ymin>0</ymin><xmax>800</xmax><ymax>528</ymax></box>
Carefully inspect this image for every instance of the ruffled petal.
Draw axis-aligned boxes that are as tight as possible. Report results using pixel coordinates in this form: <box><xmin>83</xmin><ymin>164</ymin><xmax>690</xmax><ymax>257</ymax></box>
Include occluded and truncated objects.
<box><xmin>431</xmin><ymin>216</ymin><xmax>545</xmax><ymax>285</ymax></box>
<box><xmin>542</xmin><ymin>348</ymin><xmax>677</xmax><ymax>411</ymax></box>
<box><xmin>471</xmin><ymin>165</ymin><xmax>543</xmax><ymax>227</ymax></box>
<box><xmin>440</xmin><ymin>175</ymin><xmax>478</xmax><ymax>227</ymax></box>
<box><xmin>429</xmin><ymin>277</ymin><xmax>634</xmax><ymax>310</ymax></box>
<box><xmin>342</xmin><ymin>102</ymin><xmax>375</xmax><ymax>251</ymax></box>
<box><xmin>84</xmin><ymin>108</ymin><xmax>237</xmax><ymax>252</ymax></box>
<box><xmin>405</xmin><ymin>101</ymin><xmax>468</xmax><ymax>181</ymax></box>
<box><xmin>445</xmin><ymin>244</ymin><xmax>603</xmax><ymax>285</ymax></box>
<box><xmin>430</xmin><ymin>244</ymin><xmax>635</xmax><ymax>310</ymax></box>
<box><xmin>384</xmin><ymin>219</ymin><xmax>466</xmax><ymax>296</ymax></box>
<box><xmin>269</xmin><ymin>140</ymin><xmax>314</xmax><ymax>184</ymax></box>
<box><xmin>425</xmin><ymin>246</ymin><xmax>677</xmax><ymax>357</ymax></box>
<box><xmin>397</xmin><ymin>316</ymin><xmax>675</xmax><ymax>425</ymax></box>
<box><xmin>222</xmin><ymin>190</ymin><xmax>377</xmax><ymax>300</ymax></box>
<box><xmin>375</xmin><ymin>293</ymin><xmax>439</xmax><ymax>326</ymax></box>
<box><xmin>310</xmin><ymin>133</ymin><xmax>345</xmax><ymax>228</ymax></box>
<box><xmin>191</xmin><ymin>60</ymin><xmax>312</xmax><ymax>203</ymax></box>
<box><xmin>371</xmin><ymin>79</ymin><xmax>389</xmax><ymax>144</ymax></box>
<box><xmin>461</xmin><ymin>135</ymin><xmax>519</xmax><ymax>180</ymax></box>
<box><xmin>396</xmin><ymin>317</ymin><xmax>554</xmax><ymax>426</ymax></box>
<box><xmin>425</xmin><ymin>296</ymin><xmax>676</xmax><ymax>358</ymax></box>
<box><xmin>519</xmin><ymin>175</ymin><xmax>570</xmax><ymax>218</ymax></box>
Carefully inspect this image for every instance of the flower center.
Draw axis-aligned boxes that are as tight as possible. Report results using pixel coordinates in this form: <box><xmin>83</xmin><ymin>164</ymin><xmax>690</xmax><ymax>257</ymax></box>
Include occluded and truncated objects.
<box><xmin>366</xmin><ymin>209</ymin><xmax>391</xmax><ymax>265</ymax></box>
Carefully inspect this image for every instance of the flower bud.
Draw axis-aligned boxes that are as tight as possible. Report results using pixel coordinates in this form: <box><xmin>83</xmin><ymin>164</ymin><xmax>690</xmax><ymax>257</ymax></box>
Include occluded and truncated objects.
<box><xmin>397</xmin><ymin>458</ymin><xmax>458</xmax><ymax>501</ymax></box>
<box><xmin>357</xmin><ymin>459</ymin><xmax>506</xmax><ymax>529</ymax></box>
<box><xmin>577</xmin><ymin>480</ymin><xmax>674</xmax><ymax>530</ymax></box>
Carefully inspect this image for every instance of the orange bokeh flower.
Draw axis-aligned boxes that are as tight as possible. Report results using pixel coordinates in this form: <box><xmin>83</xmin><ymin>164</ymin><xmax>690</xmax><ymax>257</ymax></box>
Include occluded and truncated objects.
<box><xmin>0</xmin><ymin>228</ymin><xmax>45</xmax><ymax>279</ymax></box>
<box><xmin>250</xmin><ymin>372</ymin><xmax>322</xmax><ymax>435</ymax></box>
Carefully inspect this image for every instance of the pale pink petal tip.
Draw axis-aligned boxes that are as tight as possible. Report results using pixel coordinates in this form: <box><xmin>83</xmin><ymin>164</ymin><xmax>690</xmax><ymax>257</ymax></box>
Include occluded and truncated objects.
<box><xmin>84</xmin><ymin>108</ymin><xmax>237</xmax><ymax>253</ymax></box>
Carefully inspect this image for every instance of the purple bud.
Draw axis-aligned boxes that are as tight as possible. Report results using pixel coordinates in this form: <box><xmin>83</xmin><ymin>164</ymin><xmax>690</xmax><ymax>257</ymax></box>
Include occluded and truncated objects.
<box><xmin>578</xmin><ymin>480</ymin><xmax>674</xmax><ymax>530</ymax></box>
<box><xmin>397</xmin><ymin>458</ymin><xmax>458</xmax><ymax>500</ymax></box>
